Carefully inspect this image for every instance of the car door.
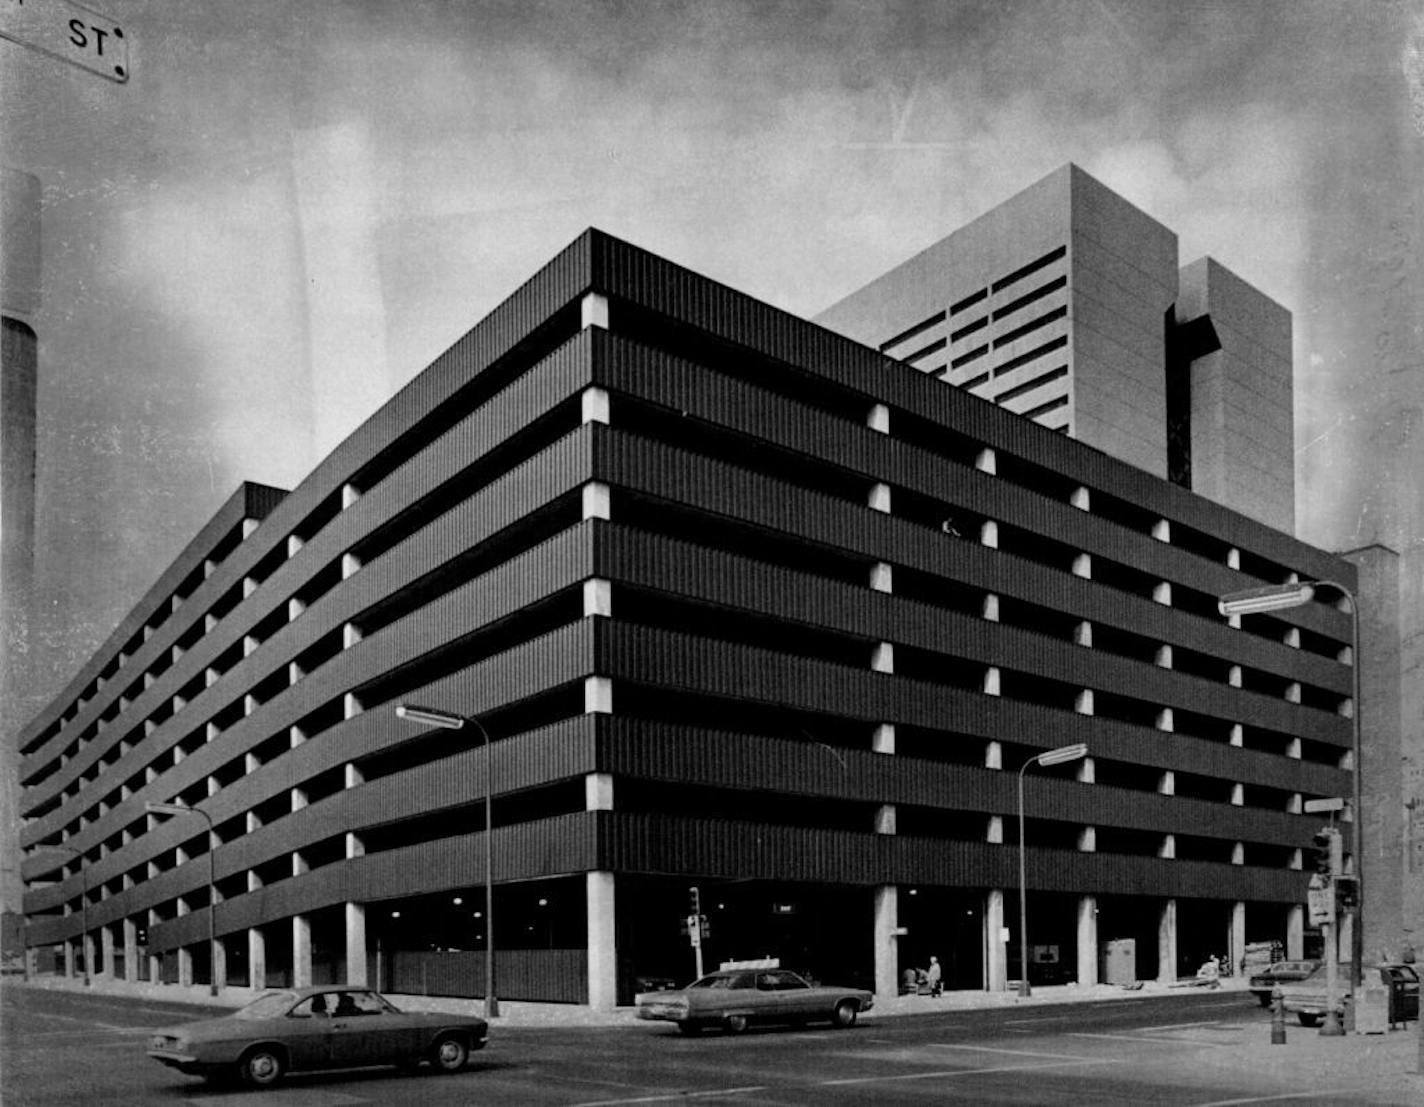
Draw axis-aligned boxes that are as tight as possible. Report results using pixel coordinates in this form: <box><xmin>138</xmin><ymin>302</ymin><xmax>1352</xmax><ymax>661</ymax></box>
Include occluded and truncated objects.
<box><xmin>282</xmin><ymin>995</ymin><xmax>335</xmax><ymax>1070</ymax></box>
<box><xmin>326</xmin><ymin>991</ymin><xmax>391</xmax><ymax>1066</ymax></box>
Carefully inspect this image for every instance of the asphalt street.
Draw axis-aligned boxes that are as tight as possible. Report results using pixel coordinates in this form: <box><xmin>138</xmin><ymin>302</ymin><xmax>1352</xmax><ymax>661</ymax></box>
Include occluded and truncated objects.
<box><xmin>2</xmin><ymin>983</ymin><xmax>1420</xmax><ymax>1105</ymax></box>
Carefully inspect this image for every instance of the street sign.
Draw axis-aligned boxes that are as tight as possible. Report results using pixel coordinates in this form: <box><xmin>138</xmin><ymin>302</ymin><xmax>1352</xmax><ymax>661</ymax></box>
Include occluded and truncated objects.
<box><xmin>0</xmin><ymin>0</ymin><xmax>129</xmax><ymax>82</ymax></box>
<box><xmin>1303</xmin><ymin>797</ymin><xmax>1346</xmax><ymax>813</ymax></box>
<box><xmin>1307</xmin><ymin>882</ymin><xmax>1333</xmax><ymax>927</ymax></box>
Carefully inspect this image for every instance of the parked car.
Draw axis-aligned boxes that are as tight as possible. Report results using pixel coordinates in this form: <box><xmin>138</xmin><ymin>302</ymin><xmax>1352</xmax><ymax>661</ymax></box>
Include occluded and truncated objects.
<box><xmin>147</xmin><ymin>985</ymin><xmax>488</xmax><ymax>1087</ymax></box>
<box><xmin>1247</xmin><ymin>959</ymin><xmax>1320</xmax><ymax>1006</ymax></box>
<box><xmin>1277</xmin><ymin>963</ymin><xmax>1420</xmax><ymax>1027</ymax></box>
<box><xmin>635</xmin><ymin>967</ymin><xmax>873</xmax><ymax>1035</ymax></box>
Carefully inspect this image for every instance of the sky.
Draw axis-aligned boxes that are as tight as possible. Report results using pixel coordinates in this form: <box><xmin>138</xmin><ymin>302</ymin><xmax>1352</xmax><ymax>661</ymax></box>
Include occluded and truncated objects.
<box><xmin>2</xmin><ymin>1</ymin><xmax>1421</xmax><ymax>905</ymax></box>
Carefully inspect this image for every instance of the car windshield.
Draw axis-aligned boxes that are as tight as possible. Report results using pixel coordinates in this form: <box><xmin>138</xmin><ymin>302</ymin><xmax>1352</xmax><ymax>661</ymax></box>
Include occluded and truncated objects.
<box><xmin>688</xmin><ymin>973</ymin><xmax>754</xmax><ymax>990</ymax></box>
<box><xmin>233</xmin><ymin>991</ymin><xmax>299</xmax><ymax>1020</ymax></box>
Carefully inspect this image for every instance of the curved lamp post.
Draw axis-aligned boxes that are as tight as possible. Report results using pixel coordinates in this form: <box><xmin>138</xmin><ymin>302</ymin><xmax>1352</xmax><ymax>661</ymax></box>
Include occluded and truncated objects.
<box><xmin>146</xmin><ymin>801</ymin><xmax>218</xmax><ymax>996</ymax></box>
<box><xmin>395</xmin><ymin>703</ymin><xmax>499</xmax><ymax>1018</ymax></box>
<box><xmin>1218</xmin><ymin>581</ymin><xmax>1363</xmax><ymax>1002</ymax></box>
<box><xmin>1018</xmin><ymin>743</ymin><xmax>1088</xmax><ymax>998</ymax></box>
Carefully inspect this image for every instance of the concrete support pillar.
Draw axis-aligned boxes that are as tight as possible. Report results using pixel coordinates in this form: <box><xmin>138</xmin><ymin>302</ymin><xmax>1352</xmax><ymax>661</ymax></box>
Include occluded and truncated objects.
<box><xmin>1286</xmin><ymin>905</ymin><xmax>1305</xmax><ymax>960</ymax></box>
<box><xmin>83</xmin><ymin>932</ymin><xmax>97</xmax><ymax>981</ymax></box>
<box><xmin>982</xmin><ymin>666</ymin><xmax>1000</xmax><ymax>695</ymax></box>
<box><xmin>869</xmin><ymin>561</ymin><xmax>893</xmax><ymax>593</ymax></box>
<box><xmin>982</xmin><ymin>593</ymin><xmax>1000</xmax><ymax>621</ymax></box>
<box><xmin>1230</xmin><ymin>782</ymin><xmax>1244</xmax><ymax>806</ymax></box>
<box><xmin>123</xmin><ymin>918</ymin><xmax>139</xmax><ymax>982</ymax></box>
<box><xmin>873</xmin><ymin>885</ymin><xmax>899</xmax><ymax>999</ymax></box>
<box><xmin>292</xmin><ymin>915</ymin><xmax>313</xmax><ymax>988</ymax></box>
<box><xmin>985</xmin><ymin>889</ymin><xmax>1008</xmax><ymax>992</ymax></box>
<box><xmin>975</xmin><ymin>448</ymin><xmax>996</xmax><ymax>474</ymax></box>
<box><xmin>1072</xmin><ymin>552</ymin><xmax>1092</xmax><ymax>578</ymax></box>
<box><xmin>64</xmin><ymin>939</ymin><xmax>75</xmax><ymax>978</ymax></box>
<box><xmin>1158</xmin><ymin>770</ymin><xmax>1175</xmax><ymax>796</ymax></box>
<box><xmin>101</xmin><ymin>925</ymin><xmax>116</xmax><ymax>977</ymax></box>
<box><xmin>1074</xmin><ymin>620</ymin><xmax>1093</xmax><ymax>647</ymax></box>
<box><xmin>248</xmin><ymin>927</ymin><xmax>266</xmax><ymax>990</ymax></box>
<box><xmin>985</xmin><ymin>741</ymin><xmax>1002</xmax><ymax>770</ymax></box>
<box><xmin>178</xmin><ymin>946</ymin><xmax>194</xmax><ymax>988</ymax></box>
<box><xmin>986</xmin><ymin>815</ymin><xmax>1004</xmax><ymax>843</ymax></box>
<box><xmin>580</xmin><ymin>292</ymin><xmax>609</xmax><ymax>330</ymax></box>
<box><xmin>212</xmin><ymin>937</ymin><xmax>226</xmax><ymax>992</ymax></box>
<box><xmin>585</xmin><ymin>772</ymin><xmax>614</xmax><ymax>810</ymax></box>
<box><xmin>874</xmin><ymin>804</ymin><xmax>897</xmax><ymax>834</ymax></box>
<box><xmin>1076</xmin><ymin>758</ymin><xmax>1095</xmax><ymax>784</ymax></box>
<box><xmin>581</xmin><ymin>386</ymin><xmax>610</xmax><ymax>425</ymax></box>
<box><xmin>582</xmin><ymin>481</ymin><xmax>611</xmax><ymax>521</ymax></box>
<box><xmin>980</xmin><ymin>520</ymin><xmax>998</xmax><ymax>548</ymax></box>
<box><xmin>345</xmin><ymin>902</ymin><xmax>367</xmax><ymax>986</ymax></box>
<box><xmin>1152</xmin><ymin>519</ymin><xmax>1171</xmax><ymax>542</ymax></box>
<box><xmin>587</xmin><ymin>871</ymin><xmax>617</xmax><ymax>1011</ymax></box>
<box><xmin>871</xmin><ymin>642</ymin><xmax>894</xmax><ymax>673</ymax></box>
<box><xmin>1230</xmin><ymin>902</ymin><xmax>1246</xmax><ymax>975</ymax></box>
<box><xmin>1156</xmin><ymin>708</ymin><xmax>1174</xmax><ymax>732</ymax></box>
<box><xmin>583</xmin><ymin>578</ymin><xmax>612</xmax><ymax>617</ymax></box>
<box><xmin>868</xmin><ymin>482</ymin><xmax>891</xmax><ymax>513</ymax></box>
<box><xmin>1076</xmin><ymin>896</ymin><xmax>1098</xmax><ymax>986</ymax></box>
<box><xmin>872</xmin><ymin>724</ymin><xmax>895</xmax><ymax>755</ymax></box>
<box><xmin>1075</xmin><ymin>689</ymin><xmax>1094</xmax><ymax>715</ymax></box>
<box><xmin>1158</xmin><ymin>900</ymin><xmax>1178</xmax><ymax>983</ymax></box>
<box><xmin>1229</xmin><ymin>724</ymin><xmax>1244</xmax><ymax>747</ymax></box>
<box><xmin>1159</xmin><ymin>833</ymin><xmax>1176</xmax><ymax>858</ymax></box>
<box><xmin>584</xmin><ymin>676</ymin><xmax>613</xmax><ymax>713</ymax></box>
<box><xmin>867</xmin><ymin>403</ymin><xmax>890</xmax><ymax>433</ymax></box>
<box><xmin>1070</xmin><ymin>486</ymin><xmax>1090</xmax><ymax>511</ymax></box>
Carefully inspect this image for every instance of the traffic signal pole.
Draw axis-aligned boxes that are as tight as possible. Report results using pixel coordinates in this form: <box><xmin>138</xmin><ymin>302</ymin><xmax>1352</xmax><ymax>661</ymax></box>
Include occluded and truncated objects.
<box><xmin>1320</xmin><ymin>829</ymin><xmax>1344</xmax><ymax>1036</ymax></box>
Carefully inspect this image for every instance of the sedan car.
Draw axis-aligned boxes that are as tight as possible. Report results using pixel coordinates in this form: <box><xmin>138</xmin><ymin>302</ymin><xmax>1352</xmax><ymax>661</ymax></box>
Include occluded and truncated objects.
<box><xmin>1247</xmin><ymin>959</ymin><xmax>1320</xmax><ymax>1006</ymax></box>
<box><xmin>635</xmin><ymin>967</ymin><xmax>873</xmax><ymax>1034</ymax></box>
<box><xmin>1277</xmin><ymin>963</ymin><xmax>1419</xmax><ymax>1026</ymax></box>
<box><xmin>147</xmin><ymin>985</ymin><xmax>488</xmax><ymax>1087</ymax></box>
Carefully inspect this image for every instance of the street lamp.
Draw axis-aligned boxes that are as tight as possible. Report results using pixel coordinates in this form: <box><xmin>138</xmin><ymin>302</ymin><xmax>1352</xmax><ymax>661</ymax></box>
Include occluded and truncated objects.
<box><xmin>42</xmin><ymin>844</ymin><xmax>89</xmax><ymax>986</ymax></box>
<box><xmin>1017</xmin><ymin>743</ymin><xmax>1088</xmax><ymax>999</ymax></box>
<box><xmin>146</xmin><ymin>801</ymin><xmax>219</xmax><ymax>996</ymax></box>
<box><xmin>395</xmin><ymin>703</ymin><xmax>499</xmax><ymax>1018</ymax></box>
<box><xmin>1218</xmin><ymin>581</ymin><xmax>1363</xmax><ymax>1003</ymax></box>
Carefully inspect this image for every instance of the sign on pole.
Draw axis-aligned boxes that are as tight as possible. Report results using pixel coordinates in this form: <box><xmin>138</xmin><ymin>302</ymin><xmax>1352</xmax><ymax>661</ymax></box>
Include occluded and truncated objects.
<box><xmin>1303</xmin><ymin>797</ymin><xmax>1346</xmax><ymax>814</ymax></box>
<box><xmin>0</xmin><ymin>0</ymin><xmax>129</xmax><ymax>83</ymax></box>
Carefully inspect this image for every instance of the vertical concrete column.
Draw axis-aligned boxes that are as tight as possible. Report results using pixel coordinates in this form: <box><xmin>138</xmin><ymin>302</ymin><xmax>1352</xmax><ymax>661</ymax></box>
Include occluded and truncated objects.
<box><xmin>867</xmin><ymin>403</ymin><xmax>890</xmax><ymax>434</ymax></box>
<box><xmin>582</xmin><ymin>482</ymin><xmax>611</xmax><ymax>521</ymax></box>
<box><xmin>345</xmin><ymin>903</ymin><xmax>368</xmax><ymax>986</ymax></box>
<box><xmin>101</xmin><ymin>925</ymin><xmax>116</xmax><ymax>977</ymax></box>
<box><xmin>980</xmin><ymin>520</ymin><xmax>998</xmax><ymax>548</ymax></box>
<box><xmin>212</xmin><ymin>937</ymin><xmax>226</xmax><ymax>992</ymax></box>
<box><xmin>581</xmin><ymin>386</ymin><xmax>610</xmax><ymax>425</ymax></box>
<box><xmin>1230</xmin><ymin>902</ymin><xmax>1246</xmax><ymax>975</ymax></box>
<box><xmin>1158</xmin><ymin>900</ymin><xmax>1178</xmax><ymax>983</ymax></box>
<box><xmin>975</xmin><ymin>448</ymin><xmax>996</xmax><ymax>474</ymax></box>
<box><xmin>982</xmin><ymin>594</ymin><xmax>1000</xmax><ymax>621</ymax></box>
<box><xmin>985</xmin><ymin>742</ymin><xmax>1002</xmax><ymax>769</ymax></box>
<box><xmin>874</xmin><ymin>805</ymin><xmax>897</xmax><ymax>834</ymax></box>
<box><xmin>1076</xmin><ymin>896</ymin><xmax>1099</xmax><ymax>986</ymax></box>
<box><xmin>873</xmin><ymin>885</ymin><xmax>899</xmax><ymax>1000</ymax></box>
<box><xmin>587</xmin><ymin>871</ymin><xmax>617</xmax><ymax>1011</ymax></box>
<box><xmin>1072</xmin><ymin>553</ymin><xmax>1092</xmax><ymax>578</ymax></box>
<box><xmin>123</xmin><ymin>918</ymin><xmax>139</xmax><ymax>982</ymax></box>
<box><xmin>292</xmin><ymin>915</ymin><xmax>313</xmax><ymax>988</ymax></box>
<box><xmin>868</xmin><ymin>482</ymin><xmax>891</xmax><ymax>513</ymax></box>
<box><xmin>585</xmin><ymin>772</ymin><xmax>613</xmax><ymax>810</ymax></box>
<box><xmin>869</xmin><ymin>562</ymin><xmax>893</xmax><ymax>593</ymax></box>
<box><xmin>84</xmin><ymin>932</ymin><xmax>97</xmax><ymax>981</ymax></box>
<box><xmin>178</xmin><ymin>946</ymin><xmax>194</xmax><ymax>987</ymax></box>
<box><xmin>248</xmin><ymin>928</ymin><xmax>266</xmax><ymax>990</ymax></box>
<box><xmin>871</xmin><ymin>643</ymin><xmax>894</xmax><ymax>673</ymax></box>
<box><xmin>872</xmin><ymin>724</ymin><xmax>895</xmax><ymax>755</ymax></box>
<box><xmin>584</xmin><ymin>676</ymin><xmax>612</xmax><ymax>714</ymax></box>
<box><xmin>1286</xmin><ymin>905</ymin><xmax>1305</xmax><ymax>960</ymax></box>
<box><xmin>583</xmin><ymin>578</ymin><xmax>612</xmax><ymax>617</ymax></box>
<box><xmin>64</xmin><ymin>938</ymin><xmax>75</xmax><ymax>978</ymax></box>
<box><xmin>982</xmin><ymin>666</ymin><xmax>1000</xmax><ymax>695</ymax></box>
<box><xmin>580</xmin><ymin>292</ymin><xmax>609</xmax><ymax>330</ymax></box>
<box><xmin>985</xmin><ymin>889</ymin><xmax>1008</xmax><ymax>992</ymax></box>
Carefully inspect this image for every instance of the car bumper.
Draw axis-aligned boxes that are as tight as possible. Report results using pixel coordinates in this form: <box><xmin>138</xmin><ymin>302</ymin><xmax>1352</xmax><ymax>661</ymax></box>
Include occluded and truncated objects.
<box><xmin>146</xmin><ymin>1049</ymin><xmax>209</xmax><ymax>1074</ymax></box>
<box><xmin>636</xmin><ymin>1005</ymin><xmax>690</xmax><ymax>1022</ymax></box>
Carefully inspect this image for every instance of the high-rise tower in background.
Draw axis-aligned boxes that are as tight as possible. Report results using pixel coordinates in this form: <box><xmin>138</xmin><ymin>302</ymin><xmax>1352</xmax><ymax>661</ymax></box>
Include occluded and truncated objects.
<box><xmin>817</xmin><ymin>164</ymin><xmax>1295</xmax><ymax>535</ymax></box>
<box><xmin>1</xmin><ymin>167</ymin><xmax>42</xmax><ymax>916</ymax></box>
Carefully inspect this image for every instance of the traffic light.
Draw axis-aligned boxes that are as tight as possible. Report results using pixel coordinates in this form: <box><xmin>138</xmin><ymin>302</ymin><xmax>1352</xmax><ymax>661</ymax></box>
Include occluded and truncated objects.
<box><xmin>698</xmin><ymin>913</ymin><xmax>711</xmax><ymax>941</ymax></box>
<box><xmin>1334</xmin><ymin>875</ymin><xmax>1359</xmax><ymax>910</ymax></box>
<box><xmin>1311</xmin><ymin>829</ymin><xmax>1335</xmax><ymax>876</ymax></box>
<box><xmin>689</xmin><ymin>886</ymin><xmax>701</xmax><ymax>916</ymax></box>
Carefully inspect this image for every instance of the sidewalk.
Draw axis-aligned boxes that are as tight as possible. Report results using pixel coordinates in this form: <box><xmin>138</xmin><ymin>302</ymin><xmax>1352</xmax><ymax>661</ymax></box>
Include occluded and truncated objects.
<box><xmin>8</xmin><ymin>969</ymin><xmax>1258</xmax><ymax>1025</ymax></box>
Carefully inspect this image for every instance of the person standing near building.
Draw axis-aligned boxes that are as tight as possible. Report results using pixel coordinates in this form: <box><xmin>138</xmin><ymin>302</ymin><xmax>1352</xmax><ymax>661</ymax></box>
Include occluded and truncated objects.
<box><xmin>926</xmin><ymin>955</ymin><xmax>943</xmax><ymax>997</ymax></box>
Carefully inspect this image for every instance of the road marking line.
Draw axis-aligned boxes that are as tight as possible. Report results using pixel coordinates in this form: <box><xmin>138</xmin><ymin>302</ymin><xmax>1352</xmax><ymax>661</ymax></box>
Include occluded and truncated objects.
<box><xmin>1137</xmin><ymin>1019</ymin><xmax>1227</xmax><ymax>1031</ymax></box>
<box><xmin>929</xmin><ymin>1042</ymin><xmax>1108</xmax><ymax>1061</ymax></box>
<box><xmin>820</xmin><ymin>1058</ymin><xmax>1118</xmax><ymax>1086</ymax></box>
<box><xmin>1003</xmin><ymin>1015</ymin><xmax>1072</xmax><ymax>1023</ymax></box>
<box><xmin>573</xmin><ymin>1087</ymin><xmax>770</xmax><ymax>1106</ymax></box>
<box><xmin>1070</xmin><ymin>1032</ymin><xmax>1203</xmax><ymax>1044</ymax></box>
<box><xmin>1189</xmin><ymin>1092</ymin><xmax>1356</xmax><ymax>1106</ymax></box>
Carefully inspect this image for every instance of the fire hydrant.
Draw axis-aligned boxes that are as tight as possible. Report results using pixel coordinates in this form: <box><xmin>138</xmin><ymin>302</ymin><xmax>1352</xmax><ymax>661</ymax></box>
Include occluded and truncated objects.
<box><xmin>1271</xmin><ymin>985</ymin><xmax>1287</xmax><ymax>1045</ymax></box>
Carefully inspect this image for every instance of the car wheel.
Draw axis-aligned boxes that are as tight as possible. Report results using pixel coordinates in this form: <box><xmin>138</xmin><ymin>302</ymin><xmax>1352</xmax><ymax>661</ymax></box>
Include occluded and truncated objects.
<box><xmin>677</xmin><ymin>1022</ymin><xmax>703</xmax><ymax>1036</ymax></box>
<box><xmin>1297</xmin><ymin>1013</ymin><xmax>1321</xmax><ymax>1028</ymax></box>
<box><xmin>432</xmin><ymin>1034</ymin><xmax>469</xmax><ymax>1073</ymax></box>
<box><xmin>831</xmin><ymin>1001</ymin><xmax>859</xmax><ymax>1028</ymax></box>
<box><xmin>238</xmin><ymin>1046</ymin><xmax>286</xmax><ymax>1088</ymax></box>
<box><xmin>722</xmin><ymin>1014</ymin><xmax>749</xmax><ymax>1034</ymax></box>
